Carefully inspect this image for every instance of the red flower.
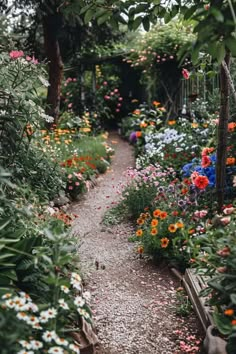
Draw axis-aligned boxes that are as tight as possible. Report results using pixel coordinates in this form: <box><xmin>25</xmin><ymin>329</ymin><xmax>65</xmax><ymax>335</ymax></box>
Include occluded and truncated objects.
<box><xmin>194</xmin><ymin>175</ymin><xmax>209</xmax><ymax>189</ymax></box>
<box><xmin>182</xmin><ymin>68</ymin><xmax>190</xmax><ymax>80</ymax></box>
<box><xmin>201</xmin><ymin>155</ymin><xmax>211</xmax><ymax>168</ymax></box>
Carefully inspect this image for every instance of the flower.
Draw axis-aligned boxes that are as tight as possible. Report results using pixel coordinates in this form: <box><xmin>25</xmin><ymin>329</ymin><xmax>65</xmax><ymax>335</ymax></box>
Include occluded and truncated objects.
<box><xmin>19</xmin><ymin>340</ymin><xmax>31</xmax><ymax>349</ymax></box>
<box><xmin>30</xmin><ymin>340</ymin><xmax>43</xmax><ymax>350</ymax></box>
<box><xmin>74</xmin><ymin>296</ymin><xmax>85</xmax><ymax>308</ymax></box>
<box><xmin>160</xmin><ymin>211</ymin><xmax>168</xmax><ymax>219</ymax></box>
<box><xmin>48</xmin><ymin>347</ymin><xmax>64</xmax><ymax>354</ymax></box>
<box><xmin>232</xmin><ymin>319</ymin><xmax>236</xmax><ymax>326</ymax></box>
<box><xmin>69</xmin><ymin>343</ymin><xmax>80</xmax><ymax>353</ymax></box>
<box><xmin>182</xmin><ymin>68</ymin><xmax>190</xmax><ymax>80</ymax></box>
<box><xmin>153</xmin><ymin>209</ymin><xmax>161</xmax><ymax>217</ymax></box>
<box><xmin>136</xmin><ymin>229</ymin><xmax>143</xmax><ymax>237</ymax></box>
<box><xmin>60</xmin><ymin>285</ymin><xmax>70</xmax><ymax>294</ymax></box>
<box><xmin>55</xmin><ymin>337</ymin><xmax>69</xmax><ymax>347</ymax></box>
<box><xmin>58</xmin><ymin>298</ymin><xmax>69</xmax><ymax>310</ymax></box>
<box><xmin>151</xmin><ymin>219</ymin><xmax>158</xmax><ymax>227</ymax></box>
<box><xmin>129</xmin><ymin>132</ymin><xmax>137</xmax><ymax>143</ymax></box>
<box><xmin>151</xmin><ymin>228</ymin><xmax>158</xmax><ymax>236</ymax></box>
<box><xmin>168</xmin><ymin>120</ymin><xmax>176</xmax><ymax>125</ymax></box>
<box><xmin>153</xmin><ymin>101</ymin><xmax>161</xmax><ymax>106</ymax></box>
<box><xmin>137</xmin><ymin>218</ymin><xmax>145</xmax><ymax>225</ymax></box>
<box><xmin>168</xmin><ymin>224</ymin><xmax>177</xmax><ymax>233</ymax></box>
<box><xmin>137</xmin><ymin>245</ymin><xmax>144</xmax><ymax>254</ymax></box>
<box><xmin>201</xmin><ymin>155</ymin><xmax>211</xmax><ymax>168</ymax></box>
<box><xmin>17</xmin><ymin>351</ymin><xmax>34</xmax><ymax>354</ymax></box>
<box><xmin>224</xmin><ymin>309</ymin><xmax>234</xmax><ymax>316</ymax></box>
<box><xmin>136</xmin><ymin>131</ymin><xmax>142</xmax><ymax>138</ymax></box>
<box><xmin>10</xmin><ymin>50</ymin><xmax>24</xmax><ymax>59</ymax></box>
<box><xmin>193</xmin><ymin>175</ymin><xmax>209</xmax><ymax>189</ymax></box>
<box><xmin>226</xmin><ymin>157</ymin><xmax>235</xmax><ymax>165</ymax></box>
<box><xmin>42</xmin><ymin>330</ymin><xmax>58</xmax><ymax>343</ymax></box>
<box><xmin>161</xmin><ymin>238</ymin><xmax>170</xmax><ymax>248</ymax></box>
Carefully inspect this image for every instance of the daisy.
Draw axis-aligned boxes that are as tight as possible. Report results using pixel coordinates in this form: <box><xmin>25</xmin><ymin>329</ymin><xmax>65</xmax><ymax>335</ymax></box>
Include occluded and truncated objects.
<box><xmin>16</xmin><ymin>312</ymin><xmax>29</xmax><ymax>322</ymax></box>
<box><xmin>18</xmin><ymin>340</ymin><xmax>31</xmax><ymax>349</ymax></box>
<box><xmin>55</xmin><ymin>337</ymin><xmax>69</xmax><ymax>346</ymax></box>
<box><xmin>2</xmin><ymin>293</ymin><xmax>12</xmax><ymax>299</ymax></box>
<box><xmin>58</xmin><ymin>298</ymin><xmax>69</xmax><ymax>310</ymax></box>
<box><xmin>74</xmin><ymin>296</ymin><xmax>85</xmax><ymax>308</ymax></box>
<box><xmin>48</xmin><ymin>347</ymin><xmax>64</xmax><ymax>354</ymax></box>
<box><xmin>30</xmin><ymin>340</ymin><xmax>43</xmax><ymax>350</ymax></box>
<box><xmin>60</xmin><ymin>285</ymin><xmax>70</xmax><ymax>294</ymax></box>
<box><xmin>69</xmin><ymin>343</ymin><xmax>80</xmax><ymax>353</ymax></box>
<box><xmin>17</xmin><ymin>351</ymin><xmax>34</xmax><ymax>354</ymax></box>
<box><xmin>42</xmin><ymin>330</ymin><xmax>58</xmax><ymax>343</ymax></box>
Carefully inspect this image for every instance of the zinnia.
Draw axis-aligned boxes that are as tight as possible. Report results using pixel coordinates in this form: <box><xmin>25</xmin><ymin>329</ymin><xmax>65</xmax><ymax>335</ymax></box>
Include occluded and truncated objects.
<box><xmin>182</xmin><ymin>68</ymin><xmax>190</xmax><ymax>80</ymax></box>
<box><xmin>201</xmin><ymin>155</ymin><xmax>211</xmax><ymax>168</ymax></box>
<box><xmin>193</xmin><ymin>175</ymin><xmax>209</xmax><ymax>189</ymax></box>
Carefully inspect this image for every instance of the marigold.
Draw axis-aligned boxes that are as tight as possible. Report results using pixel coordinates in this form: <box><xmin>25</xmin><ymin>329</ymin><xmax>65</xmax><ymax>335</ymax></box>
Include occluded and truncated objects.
<box><xmin>133</xmin><ymin>109</ymin><xmax>141</xmax><ymax>115</ymax></box>
<box><xmin>228</xmin><ymin>122</ymin><xmax>236</xmax><ymax>132</ymax></box>
<box><xmin>136</xmin><ymin>131</ymin><xmax>142</xmax><ymax>138</ymax></box>
<box><xmin>194</xmin><ymin>175</ymin><xmax>209</xmax><ymax>189</ymax></box>
<box><xmin>153</xmin><ymin>209</ymin><xmax>161</xmax><ymax>218</ymax></box>
<box><xmin>224</xmin><ymin>309</ymin><xmax>234</xmax><ymax>316</ymax></box>
<box><xmin>140</xmin><ymin>122</ymin><xmax>148</xmax><ymax>128</ymax></box>
<box><xmin>160</xmin><ymin>211</ymin><xmax>168</xmax><ymax>219</ymax></box>
<box><xmin>137</xmin><ymin>218</ymin><xmax>144</xmax><ymax>225</ymax></box>
<box><xmin>226</xmin><ymin>157</ymin><xmax>235</xmax><ymax>165</ymax></box>
<box><xmin>176</xmin><ymin>222</ymin><xmax>184</xmax><ymax>229</ymax></box>
<box><xmin>168</xmin><ymin>120</ymin><xmax>176</xmax><ymax>125</ymax></box>
<box><xmin>136</xmin><ymin>229</ymin><xmax>143</xmax><ymax>237</ymax></box>
<box><xmin>153</xmin><ymin>101</ymin><xmax>161</xmax><ymax>106</ymax></box>
<box><xmin>191</xmin><ymin>122</ymin><xmax>198</xmax><ymax>128</ymax></box>
<box><xmin>188</xmin><ymin>229</ymin><xmax>195</xmax><ymax>234</ymax></box>
<box><xmin>168</xmin><ymin>224</ymin><xmax>177</xmax><ymax>233</ymax></box>
<box><xmin>161</xmin><ymin>237</ymin><xmax>169</xmax><ymax>248</ymax></box>
<box><xmin>151</xmin><ymin>228</ymin><xmax>158</xmax><ymax>236</ymax></box>
<box><xmin>151</xmin><ymin>219</ymin><xmax>158</xmax><ymax>227</ymax></box>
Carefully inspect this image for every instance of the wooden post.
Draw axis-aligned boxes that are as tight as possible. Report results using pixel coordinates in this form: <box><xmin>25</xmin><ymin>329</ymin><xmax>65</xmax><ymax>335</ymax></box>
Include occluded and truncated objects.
<box><xmin>92</xmin><ymin>65</ymin><xmax>96</xmax><ymax>106</ymax></box>
<box><xmin>216</xmin><ymin>53</ymin><xmax>231</xmax><ymax>212</ymax></box>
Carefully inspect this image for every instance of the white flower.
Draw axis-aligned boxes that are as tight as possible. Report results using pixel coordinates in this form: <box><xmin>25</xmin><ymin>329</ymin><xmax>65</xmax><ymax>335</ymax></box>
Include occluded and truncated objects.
<box><xmin>41</xmin><ymin>112</ymin><xmax>54</xmax><ymax>123</ymax></box>
<box><xmin>39</xmin><ymin>75</ymin><xmax>50</xmax><ymax>87</ymax></box>
<box><xmin>16</xmin><ymin>312</ymin><xmax>29</xmax><ymax>322</ymax></box>
<box><xmin>30</xmin><ymin>340</ymin><xmax>43</xmax><ymax>350</ymax></box>
<box><xmin>72</xmin><ymin>282</ymin><xmax>81</xmax><ymax>291</ymax></box>
<box><xmin>42</xmin><ymin>330</ymin><xmax>58</xmax><ymax>343</ymax></box>
<box><xmin>28</xmin><ymin>303</ymin><xmax>39</xmax><ymax>313</ymax></box>
<box><xmin>2</xmin><ymin>293</ymin><xmax>12</xmax><ymax>299</ymax></box>
<box><xmin>55</xmin><ymin>337</ymin><xmax>69</xmax><ymax>346</ymax></box>
<box><xmin>47</xmin><ymin>307</ymin><xmax>58</xmax><ymax>319</ymax></box>
<box><xmin>26</xmin><ymin>315</ymin><xmax>40</xmax><ymax>326</ymax></box>
<box><xmin>83</xmin><ymin>291</ymin><xmax>91</xmax><ymax>302</ymax></box>
<box><xmin>74</xmin><ymin>296</ymin><xmax>85</xmax><ymax>308</ymax></box>
<box><xmin>69</xmin><ymin>343</ymin><xmax>80</xmax><ymax>353</ymax></box>
<box><xmin>48</xmin><ymin>347</ymin><xmax>64</xmax><ymax>354</ymax></box>
<box><xmin>78</xmin><ymin>308</ymin><xmax>90</xmax><ymax>319</ymax></box>
<box><xmin>71</xmin><ymin>272</ymin><xmax>81</xmax><ymax>282</ymax></box>
<box><xmin>60</xmin><ymin>285</ymin><xmax>70</xmax><ymax>294</ymax></box>
<box><xmin>19</xmin><ymin>340</ymin><xmax>31</xmax><ymax>349</ymax></box>
<box><xmin>17</xmin><ymin>351</ymin><xmax>34</xmax><ymax>354</ymax></box>
<box><xmin>5</xmin><ymin>299</ymin><xmax>16</xmax><ymax>308</ymax></box>
<box><xmin>58</xmin><ymin>298</ymin><xmax>69</xmax><ymax>310</ymax></box>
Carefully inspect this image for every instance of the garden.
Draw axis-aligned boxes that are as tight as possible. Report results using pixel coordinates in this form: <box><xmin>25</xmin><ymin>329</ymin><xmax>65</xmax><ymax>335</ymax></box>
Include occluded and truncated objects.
<box><xmin>0</xmin><ymin>1</ymin><xmax>236</xmax><ymax>354</ymax></box>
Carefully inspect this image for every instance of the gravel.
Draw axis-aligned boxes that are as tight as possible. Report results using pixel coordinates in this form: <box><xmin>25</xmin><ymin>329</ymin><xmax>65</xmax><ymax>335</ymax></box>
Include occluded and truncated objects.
<box><xmin>71</xmin><ymin>132</ymin><xmax>204</xmax><ymax>354</ymax></box>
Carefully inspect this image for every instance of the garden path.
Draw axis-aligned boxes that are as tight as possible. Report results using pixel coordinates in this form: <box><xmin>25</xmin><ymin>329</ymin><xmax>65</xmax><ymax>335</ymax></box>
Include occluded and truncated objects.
<box><xmin>71</xmin><ymin>132</ymin><xmax>203</xmax><ymax>354</ymax></box>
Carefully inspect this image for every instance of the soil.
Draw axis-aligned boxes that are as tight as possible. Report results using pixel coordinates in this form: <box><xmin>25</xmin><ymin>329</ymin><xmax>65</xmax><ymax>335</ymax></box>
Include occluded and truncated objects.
<box><xmin>71</xmin><ymin>132</ymin><xmax>204</xmax><ymax>354</ymax></box>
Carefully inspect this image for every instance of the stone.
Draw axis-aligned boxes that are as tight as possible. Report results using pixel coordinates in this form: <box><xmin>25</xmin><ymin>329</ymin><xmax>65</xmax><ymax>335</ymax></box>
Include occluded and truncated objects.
<box><xmin>203</xmin><ymin>325</ymin><xmax>227</xmax><ymax>354</ymax></box>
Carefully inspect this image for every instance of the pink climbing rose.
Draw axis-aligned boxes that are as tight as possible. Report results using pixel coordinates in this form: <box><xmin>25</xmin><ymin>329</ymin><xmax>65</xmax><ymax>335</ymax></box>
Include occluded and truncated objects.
<box><xmin>182</xmin><ymin>68</ymin><xmax>190</xmax><ymax>80</ymax></box>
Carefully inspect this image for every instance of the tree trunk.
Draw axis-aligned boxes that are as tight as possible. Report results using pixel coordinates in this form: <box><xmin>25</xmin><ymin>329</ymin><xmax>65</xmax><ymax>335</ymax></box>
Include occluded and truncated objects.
<box><xmin>216</xmin><ymin>53</ymin><xmax>230</xmax><ymax>212</ymax></box>
<box><xmin>43</xmin><ymin>14</ymin><xmax>64</xmax><ymax>125</ymax></box>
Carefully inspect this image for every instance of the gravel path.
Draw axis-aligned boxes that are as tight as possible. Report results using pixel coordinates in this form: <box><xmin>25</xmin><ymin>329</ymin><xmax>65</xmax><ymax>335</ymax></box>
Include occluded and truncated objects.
<box><xmin>71</xmin><ymin>132</ymin><xmax>204</xmax><ymax>354</ymax></box>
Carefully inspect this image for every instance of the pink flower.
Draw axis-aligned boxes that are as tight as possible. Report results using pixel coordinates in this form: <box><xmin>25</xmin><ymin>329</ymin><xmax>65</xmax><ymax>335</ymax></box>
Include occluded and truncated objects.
<box><xmin>26</xmin><ymin>55</ymin><xmax>32</xmax><ymax>61</ymax></box>
<box><xmin>68</xmin><ymin>186</ymin><xmax>73</xmax><ymax>190</ymax></box>
<box><xmin>9</xmin><ymin>50</ymin><xmax>24</xmax><ymax>59</ymax></box>
<box><xmin>68</xmin><ymin>103</ymin><xmax>73</xmax><ymax>108</ymax></box>
<box><xmin>103</xmin><ymin>81</ymin><xmax>108</xmax><ymax>86</ymax></box>
<box><xmin>104</xmin><ymin>95</ymin><xmax>110</xmax><ymax>100</ymax></box>
<box><xmin>110</xmin><ymin>92</ymin><xmax>114</xmax><ymax>96</ymax></box>
<box><xmin>190</xmin><ymin>171</ymin><xmax>199</xmax><ymax>184</ymax></box>
<box><xmin>75</xmin><ymin>182</ymin><xmax>80</xmax><ymax>186</ymax></box>
<box><xmin>73</xmin><ymin>78</ymin><xmax>77</xmax><ymax>82</ymax></box>
<box><xmin>118</xmin><ymin>97</ymin><xmax>123</xmax><ymax>102</ymax></box>
<box><xmin>68</xmin><ymin>174</ymin><xmax>73</xmax><ymax>179</ymax></box>
<box><xmin>223</xmin><ymin>207</ymin><xmax>234</xmax><ymax>215</ymax></box>
<box><xmin>116</xmin><ymin>109</ymin><xmax>120</xmax><ymax>113</ymax></box>
<box><xmin>31</xmin><ymin>55</ymin><xmax>38</xmax><ymax>64</ymax></box>
<box><xmin>221</xmin><ymin>216</ymin><xmax>231</xmax><ymax>226</ymax></box>
<box><xmin>117</xmin><ymin>103</ymin><xmax>121</xmax><ymax>107</ymax></box>
<box><xmin>114</xmin><ymin>89</ymin><xmax>119</xmax><ymax>93</ymax></box>
<box><xmin>182</xmin><ymin>68</ymin><xmax>190</xmax><ymax>80</ymax></box>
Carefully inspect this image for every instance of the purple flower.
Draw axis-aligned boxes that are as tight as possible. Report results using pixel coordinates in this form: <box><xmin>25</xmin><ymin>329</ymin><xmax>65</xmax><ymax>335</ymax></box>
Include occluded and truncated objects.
<box><xmin>129</xmin><ymin>131</ymin><xmax>137</xmax><ymax>143</ymax></box>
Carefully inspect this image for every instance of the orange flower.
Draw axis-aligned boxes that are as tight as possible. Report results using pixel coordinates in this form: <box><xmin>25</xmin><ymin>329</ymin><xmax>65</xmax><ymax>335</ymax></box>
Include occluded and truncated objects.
<box><xmin>226</xmin><ymin>157</ymin><xmax>235</xmax><ymax>165</ymax></box>
<box><xmin>136</xmin><ymin>131</ymin><xmax>142</xmax><ymax>138</ymax></box>
<box><xmin>151</xmin><ymin>228</ymin><xmax>158</xmax><ymax>236</ymax></box>
<box><xmin>224</xmin><ymin>309</ymin><xmax>234</xmax><ymax>316</ymax></box>
<box><xmin>161</xmin><ymin>238</ymin><xmax>169</xmax><ymax>248</ymax></box>
<box><xmin>191</xmin><ymin>122</ymin><xmax>198</xmax><ymax>128</ymax></box>
<box><xmin>160</xmin><ymin>211</ymin><xmax>168</xmax><ymax>219</ymax></box>
<box><xmin>176</xmin><ymin>222</ymin><xmax>184</xmax><ymax>229</ymax></box>
<box><xmin>153</xmin><ymin>209</ymin><xmax>161</xmax><ymax>218</ymax></box>
<box><xmin>153</xmin><ymin>101</ymin><xmax>161</xmax><ymax>106</ymax></box>
<box><xmin>202</xmin><ymin>147</ymin><xmax>214</xmax><ymax>156</ymax></box>
<box><xmin>232</xmin><ymin>319</ymin><xmax>236</xmax><ymax>326</ymax></box>
<box><xmin>172</xmin><ymin>211</ymin><xmax>179</xmax><ymax>216</ymax></box>
<box><xmin>228</xmin><ymin>122</ymin><xmax>236</xmax><ymax>132</ymax></box>
<box><xmin>136</xmin><ymin>229</ymin><xmax>143</xmax><ymax>237</ymax></box>
<box><xmin>168</xmin><ymin>120</ymin><xmax>176</xmax><ymax>125</ymax></box>
<box><xmin>137</xmin><ymin>246</ymin><xmax>144</xmax><ymax>254</ymax></box>
<box><xmin>194</xmin><ymin>175</ymin><xmax>209</xmax><ymax>189</ymax></box>
<box><xmin>140</xmin><ymin>122</ymin><xmax>148</xmax><ymax>128</ymax></box>
<box><xmin>188</xmin><ymin>229</ymin><xmax>195</xmax><ymax>234</ymax></box>
<box><xmin>151</xmin><ymin>219</ymin><xmax>158</xmax><ymax>227</ymax></box>
<box><xmin>149</xmin><ymin>121</ymin><xmax>155</xmax><ymax>126</ymax></box>
<box><xmin>181</xmin><ymin>188</ymin><xmax>189</xmax><ymax>195</ymax></box>
<box><xmin>168</xmin><ymin>224</ymin><xmax>177</xmax><ymax>233</ymax></box>
<box><xmin>133</xmin><ymin>109</ymin><xmax>141</xmax><ymax>115</ymax></box>
<box><xmin>137</xmin><ymin>218</ymin><xmax>144</xmax><ymax>225</ymax></box>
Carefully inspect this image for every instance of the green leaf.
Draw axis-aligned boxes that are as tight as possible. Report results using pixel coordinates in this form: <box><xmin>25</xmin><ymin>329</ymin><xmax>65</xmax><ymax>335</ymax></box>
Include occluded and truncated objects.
<box><xmin>225</xmin><ymin>37</ymin><xmax>236</xmax><ymax>57</ymax></box>
<box><xmin>97</xmin><ymin>11</ymin><xmax>112</xmax><ymax>26</ymax></box>
<box><xmin>230</xmin><ymin>294</ymin><xmax>236</xmax><ymax>305</ymax></box>
<box><xmin>213</xmin><ymin>313</ymin><xmax>232</xmax><ymax>335</ymax></box>
<box><xmin>84</xmin><ymin>9</ymin><xmax>94</xmax><ymax>25</ymax></box>
<box><xmin>227</xmin><ymin>333</ymin><xmax>236</xmax><ymax>354</ymax></box>
<box><xmin>142</xmin><ymin>17</ymin><xmax>150</xmax><ymax>32</ymax></box>
<box><xmin>216</xmin><ymin>43</ymin><xmax>226</xmax><ymax>64</ymax></box>
<box><xmin>211</xmin><ymin>8</ymin><xmax>224</xmax><ymax>23</ymax></box>
<box><xmin>184</xmin><ymin>5</ymin><xmax>198</xmax><ymax>20</ymax></box>
<box><xmin>131</xmin><ymin>16</ymin><xmax>143</xmax><ymax>31</ymax></box>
